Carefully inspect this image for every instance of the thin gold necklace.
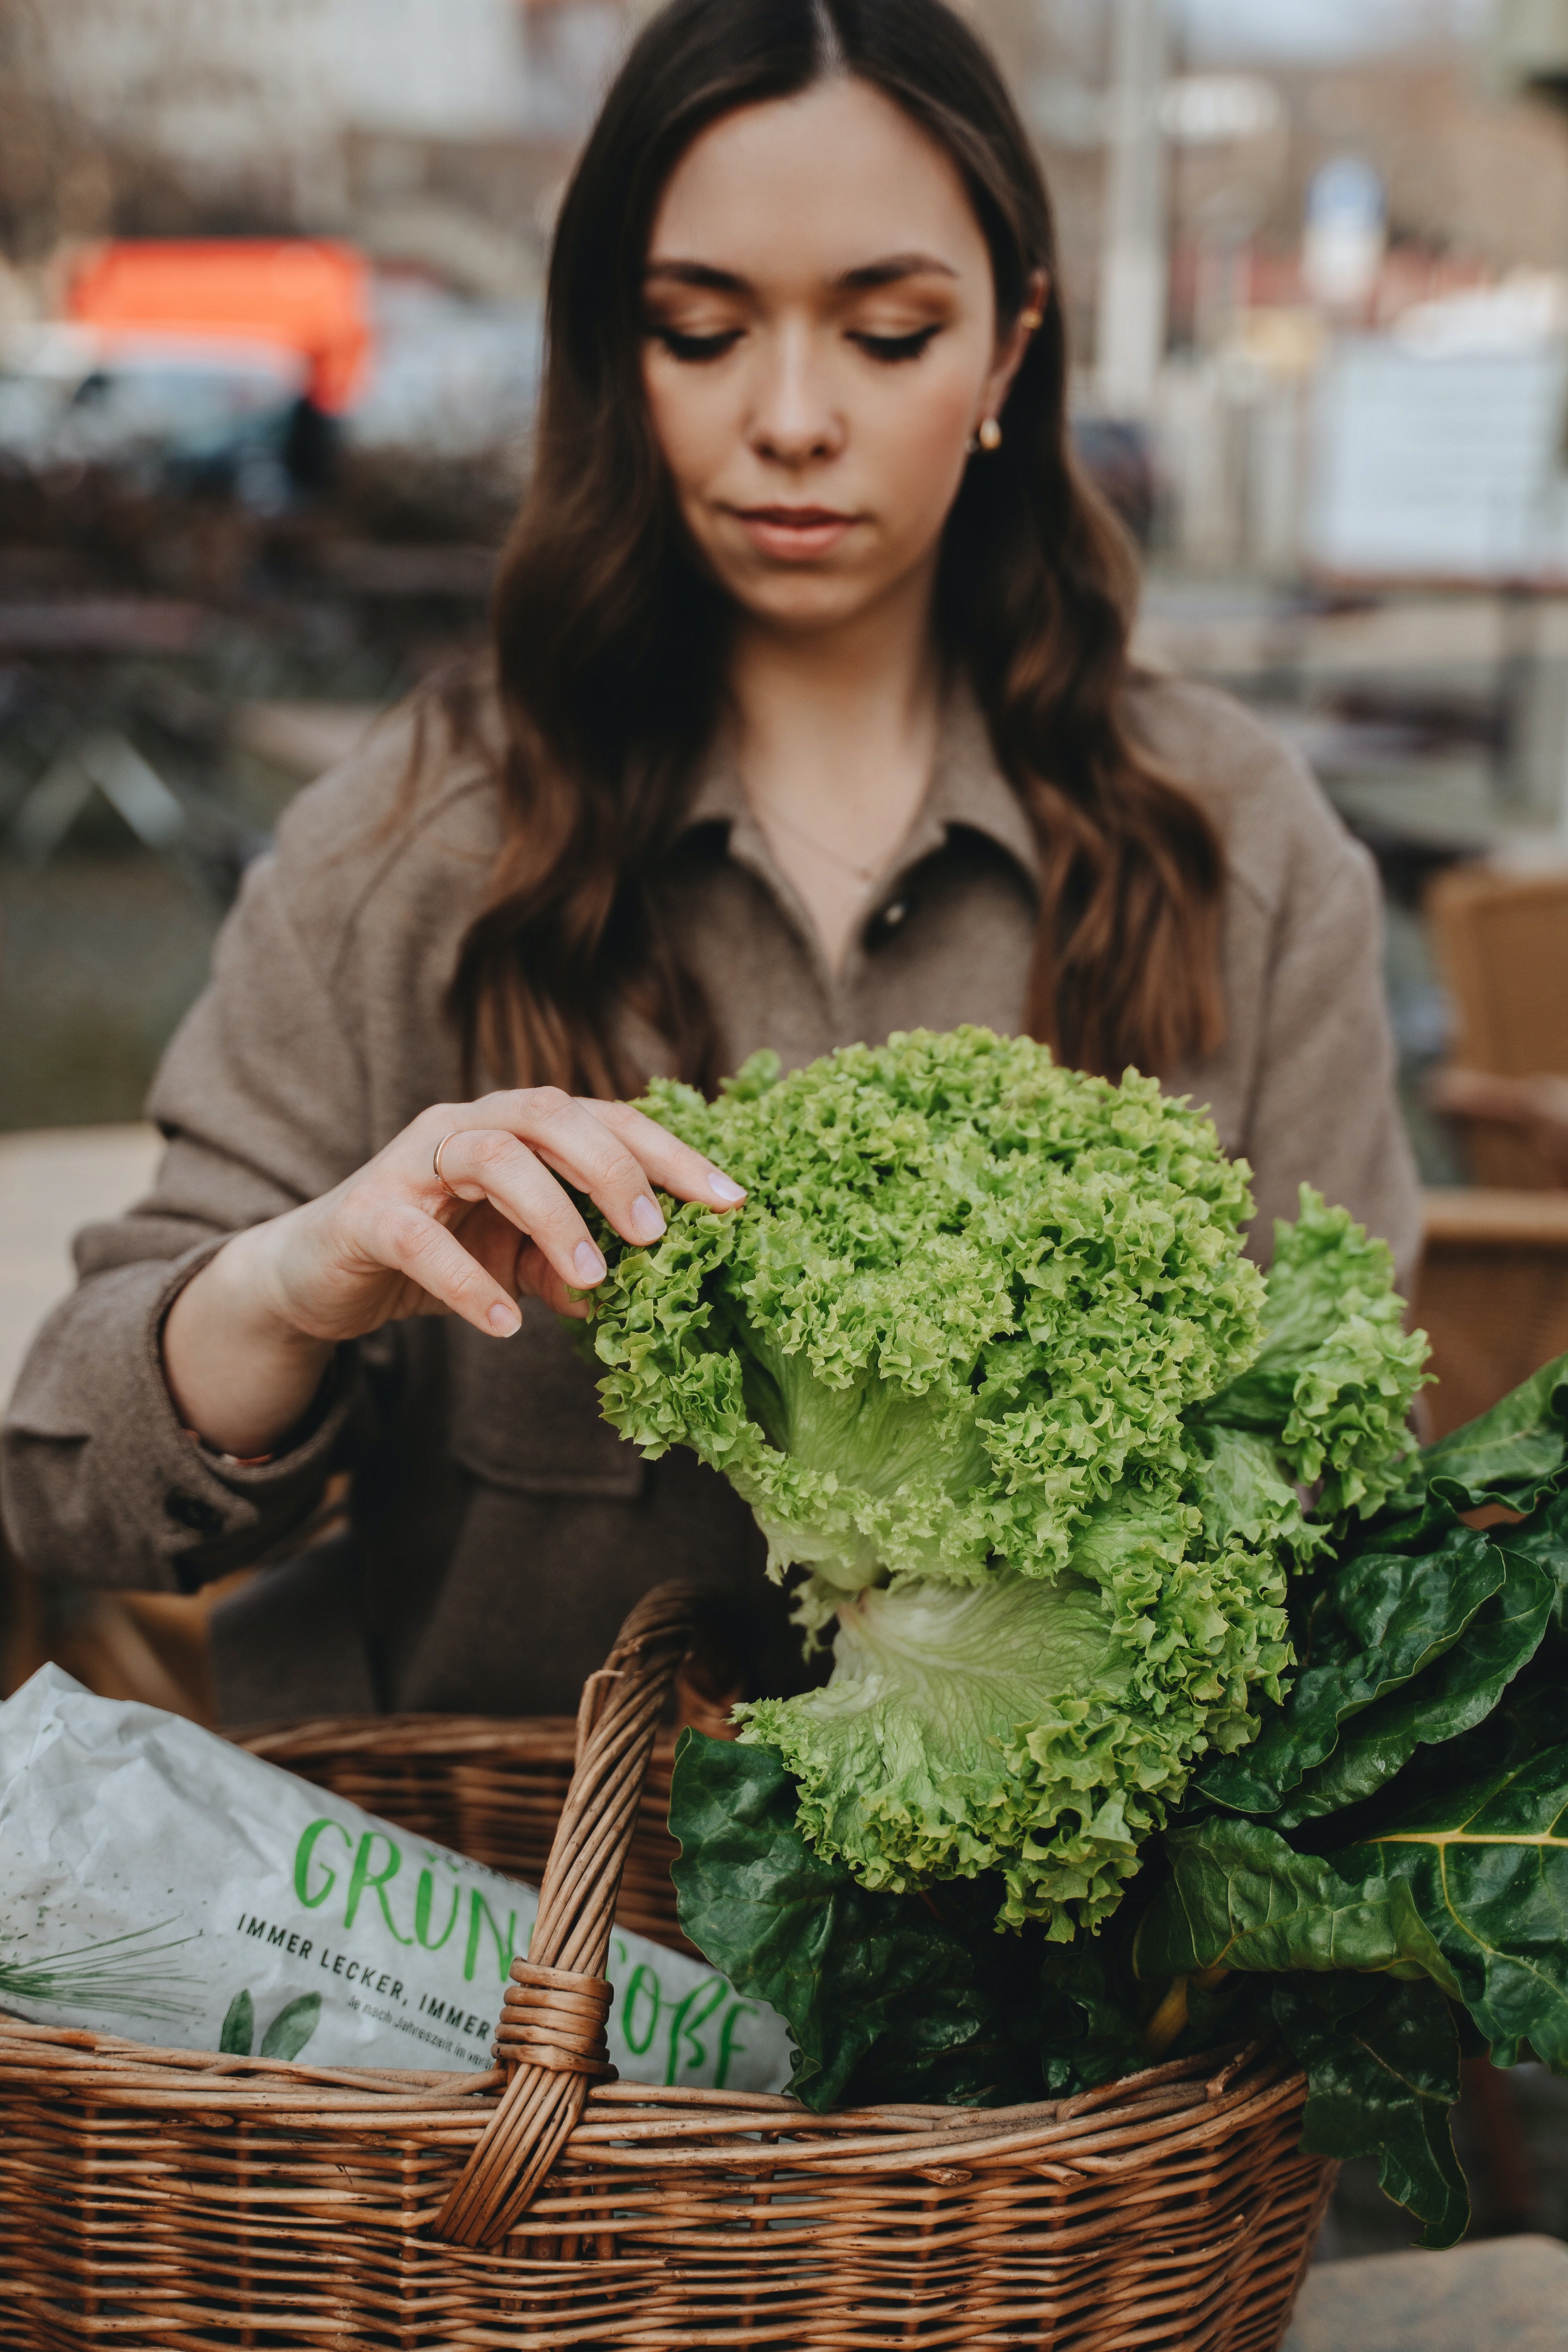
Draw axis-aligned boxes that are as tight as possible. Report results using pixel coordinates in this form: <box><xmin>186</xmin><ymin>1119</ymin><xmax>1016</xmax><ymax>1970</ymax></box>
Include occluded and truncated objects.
<box><xmin>750</xmin><ymin>794</ymin><xmax>880</xmax><ymax>886</ymax></box>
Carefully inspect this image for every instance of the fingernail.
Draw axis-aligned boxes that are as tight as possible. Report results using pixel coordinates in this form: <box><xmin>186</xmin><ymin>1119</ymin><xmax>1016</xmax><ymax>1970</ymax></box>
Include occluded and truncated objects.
<box><xmin>489</xmin><ymin>1301</ymin><xmax>522</xmax><ymax>1336</ymax></box>
<box><xmin>574</xmin><ymin>1241</ymin><xmax>607</xmax><ymax>1283</ymax></box>
<box><xmin>629</xmin><ymin>1194</ymin><xmax>665</xmax><ymax>1242</ymax></box>
<box><xmin>709</xmin><ymin>1172</ymin><xmax>746</xmax><ymax>1204</ymax></box>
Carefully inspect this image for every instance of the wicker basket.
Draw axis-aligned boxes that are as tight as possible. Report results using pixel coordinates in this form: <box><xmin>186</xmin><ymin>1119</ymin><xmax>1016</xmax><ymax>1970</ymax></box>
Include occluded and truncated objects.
<box><xmin>240</xmin><ymin>1712</ymin><xmax>696</xmax><ymax>1952</ymax></box>
<box><xmin>0</xmin><ymin>1583</ymin><xmax>1334</xmax><ymax>2350</ymax></box>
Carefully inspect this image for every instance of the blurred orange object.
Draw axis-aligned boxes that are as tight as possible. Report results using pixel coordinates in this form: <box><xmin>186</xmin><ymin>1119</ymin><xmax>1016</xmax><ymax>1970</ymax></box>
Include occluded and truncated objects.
<box><xmin>64</xmin><ymin>238</ymin><xmax>373</xmax><ymax>412</ymax></box>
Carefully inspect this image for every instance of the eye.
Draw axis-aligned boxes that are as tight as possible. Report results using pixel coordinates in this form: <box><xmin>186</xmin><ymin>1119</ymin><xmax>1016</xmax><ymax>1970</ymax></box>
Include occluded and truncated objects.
<box><xmin>849</xmin><ymin>325</ymin><xmax>943</xmax><ymax>364</ymax></box>
<box><xmin>649</xmin><ymin>325</ymin><xmax>744</xmax><ymax>363</ymax></box>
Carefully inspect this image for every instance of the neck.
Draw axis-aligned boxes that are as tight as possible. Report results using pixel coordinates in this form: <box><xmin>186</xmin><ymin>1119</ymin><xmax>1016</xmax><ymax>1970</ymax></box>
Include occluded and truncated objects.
<box><xmin>725</xmin><ymin>558</ymin><xmax>946</xmax><ymax>975</ymax></box>
<box><xmin>728</xmin><ymin>560</ymin><xmax>941</xmax><ymax>818</ymax></box>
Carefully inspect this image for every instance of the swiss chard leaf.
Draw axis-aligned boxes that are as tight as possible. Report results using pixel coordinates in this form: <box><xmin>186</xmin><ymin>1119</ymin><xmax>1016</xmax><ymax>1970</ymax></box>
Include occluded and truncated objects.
<box><xmin>1133</xmin><ymin>1817</ymin><xmax>1458</xmax><ymax>1991</ymax></box>
<box><xmin>668</xmin><ymin>1732</ymin><xmax>1015</xmax><ymax>2110</ymax></box>
<box><xmin>1035</xmin><ymin>1926</ymin><xmax>1149</xmax><ymax>2095</ymax></box>
<box><xmin>1197</xmin><ymin>1509</ymin><xmax>1503</xmax><ymax>1816</ymax></box>
<box><xmin>1336</xmin><ymin>1738</ymin><xmax>1568</xmax><ymax>2069</ymax></box>
<box><xmin>1273</xmin><ymin>1541</ymin><xmax>1558</xmax><ymax>1826</ymax></box>
<box><xmin>1480</xmin><ymin>1485</ymin><xmax>1568</xmax><ymax>1633</ymax></box>
<box><xmin>1269</xmin><ymin>1974</ymin><xmax>1467</xmax><ymax>2248</ymax></box>
<box><xmin>1421</xmin><ymin>1352</ymin><xmax>1568</xmax><ymax>1515</ymax></box>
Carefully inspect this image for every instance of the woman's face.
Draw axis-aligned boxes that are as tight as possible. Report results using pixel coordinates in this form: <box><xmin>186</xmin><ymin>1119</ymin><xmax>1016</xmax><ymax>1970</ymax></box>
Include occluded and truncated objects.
<box><xmin>641</xmin><ymin>76</ymin><xmax>1032</xmax><ymax>637</ymax></box>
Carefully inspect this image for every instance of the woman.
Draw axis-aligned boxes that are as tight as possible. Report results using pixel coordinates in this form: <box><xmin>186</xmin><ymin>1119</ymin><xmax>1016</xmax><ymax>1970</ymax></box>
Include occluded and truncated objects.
<box><xmin>2</xmin><ymin>0</ymin><xmax>1419</xmax><ymax>1726</ymax></box>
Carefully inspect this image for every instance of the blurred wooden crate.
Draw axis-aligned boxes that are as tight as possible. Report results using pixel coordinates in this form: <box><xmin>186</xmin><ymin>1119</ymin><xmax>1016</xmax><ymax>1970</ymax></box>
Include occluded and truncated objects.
<box><xmin>1427</xmin><ymin>865</ymin><xmax>1568</xmax><ymax>1188</ymax></box>
<box><xmin>1416</xmin><ymin>1187</ymin><xmax>1568</xmax><ymax>1438</ymax></box>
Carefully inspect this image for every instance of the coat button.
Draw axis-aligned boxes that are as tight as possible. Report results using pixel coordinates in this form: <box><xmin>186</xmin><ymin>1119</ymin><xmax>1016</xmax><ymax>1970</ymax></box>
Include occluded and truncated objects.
<box><xmin>165</xmin><ymin>1490</ymin><xmax>224</xmax><ymax>1537</ymax></box>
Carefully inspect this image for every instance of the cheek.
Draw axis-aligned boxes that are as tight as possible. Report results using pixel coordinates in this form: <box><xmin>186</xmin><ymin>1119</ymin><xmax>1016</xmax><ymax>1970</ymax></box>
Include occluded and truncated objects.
<box><xmin>864</xmin><ymin>366</ymin><xmax>982</xmax><ymax>538</ymax></box>
<box><xmin>642</xmin><ymin>355</ymin><xmax>730</xmax><ymax>503</ymax></box>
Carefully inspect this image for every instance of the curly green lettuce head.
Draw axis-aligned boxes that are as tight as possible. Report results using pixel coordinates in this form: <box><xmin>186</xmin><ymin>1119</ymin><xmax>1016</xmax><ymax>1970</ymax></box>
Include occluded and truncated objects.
<box><xmin>587</xmin><ymin>1029</ymin><xmax>1424</xmax><ymax>1931</ymax></box>
<box><xmin>592</xmin><ymin>1028</ymin><xmax>1264</xmax><ymax>1591</ymax></box>
<box><xmin>1191</xmin><ymin>1186</ymin><xmax>1429</xmax><ymax>1525</ymax></box>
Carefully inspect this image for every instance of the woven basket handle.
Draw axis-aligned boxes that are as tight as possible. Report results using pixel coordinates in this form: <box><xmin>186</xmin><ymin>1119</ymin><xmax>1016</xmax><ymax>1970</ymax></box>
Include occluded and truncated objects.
<box><xmin>433</xmin><ymin>1579</ymin><xmax>709</xmax><ymax>2249</ymax></box>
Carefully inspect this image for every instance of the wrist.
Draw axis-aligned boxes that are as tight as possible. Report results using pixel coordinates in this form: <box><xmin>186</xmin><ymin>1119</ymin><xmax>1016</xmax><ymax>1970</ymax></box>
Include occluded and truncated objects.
<box><xmin>212</xmin><ymin>1217</ymin><xmax>335</xmax><ymax>1361</ymax></box>
<box><xmin>162</xmin><ymin>1225</ymin><xmax>335</xmax><ymax>1459</ymax></box>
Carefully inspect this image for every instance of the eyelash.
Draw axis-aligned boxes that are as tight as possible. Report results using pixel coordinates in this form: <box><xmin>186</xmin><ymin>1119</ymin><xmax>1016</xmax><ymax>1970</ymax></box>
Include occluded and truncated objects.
<box><xmin>850</xmin><ymin>326</ymin><xmax>942</xmax><ymax>364</ymax></box>
<box><xmin>652</xmin><ymin>327</ymin><xmax>744</xmax><ymax>363</ymax></box>
<box><xmin>649</xmin><ymin>323</ymin><xmax>943</xmax><ymax>365</ymax></box>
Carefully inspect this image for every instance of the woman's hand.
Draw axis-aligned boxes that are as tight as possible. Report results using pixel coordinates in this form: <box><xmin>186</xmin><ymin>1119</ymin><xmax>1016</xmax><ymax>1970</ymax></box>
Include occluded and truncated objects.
<box><xmin>162</xmin><ymin>1090</ymin><xmax>745</xmax><ymax>1460</ymax></box>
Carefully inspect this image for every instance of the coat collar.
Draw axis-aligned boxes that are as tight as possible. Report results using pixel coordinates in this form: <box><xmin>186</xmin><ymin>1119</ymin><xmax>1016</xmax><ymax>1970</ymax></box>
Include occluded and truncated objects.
<box><xmin>674</xmin><ymin>677</ymin><xmax>1041</xmax><ymax>897</ymax></box>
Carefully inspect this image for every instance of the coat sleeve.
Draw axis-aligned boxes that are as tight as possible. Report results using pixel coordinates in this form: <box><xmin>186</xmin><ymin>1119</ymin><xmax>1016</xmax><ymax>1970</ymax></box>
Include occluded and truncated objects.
<box><xmin>1131</xmin><ymin>675</ymin><xmax>1423</xmax><ymax>1296</ymax></box>
<box><xmin>1240</xmin><ymin>813</ymin><xmax>1423</xmax><ymax>1295</ymax></box>
<box><xmin>2</xmin><ymin>837</ymin><xmax>376</xmax><ymax>1596</ymax></box>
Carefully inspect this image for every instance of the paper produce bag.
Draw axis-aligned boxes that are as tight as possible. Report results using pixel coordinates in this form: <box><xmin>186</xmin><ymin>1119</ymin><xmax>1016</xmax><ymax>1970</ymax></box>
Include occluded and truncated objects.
<box><xmin>0</xmin><ymin>1664</ymin><xmax>792</xmax><ymax>2090</ymax></box>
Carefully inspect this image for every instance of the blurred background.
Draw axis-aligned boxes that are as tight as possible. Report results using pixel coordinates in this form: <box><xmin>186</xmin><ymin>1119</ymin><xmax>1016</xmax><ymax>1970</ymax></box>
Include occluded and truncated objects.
<box><xmin>6</xmin><ymin>0</ymin><xmax>1568</xmax><ymax>2257</ymax></box>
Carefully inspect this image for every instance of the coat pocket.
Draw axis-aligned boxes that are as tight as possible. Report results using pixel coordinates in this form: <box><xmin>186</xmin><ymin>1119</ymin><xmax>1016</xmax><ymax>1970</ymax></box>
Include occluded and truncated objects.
<box><xmin>444</xmin><ymin>1300</ymin><xmax>647</xmax><ymax>1499</ymax></box>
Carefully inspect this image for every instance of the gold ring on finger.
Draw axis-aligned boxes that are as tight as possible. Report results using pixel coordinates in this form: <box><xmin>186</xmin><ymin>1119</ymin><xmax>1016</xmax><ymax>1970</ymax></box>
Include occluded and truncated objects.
<box><xmin>433</xmin><ymin>1131</ymin><xmax>462</xmax><ymax>1193</ymax></box>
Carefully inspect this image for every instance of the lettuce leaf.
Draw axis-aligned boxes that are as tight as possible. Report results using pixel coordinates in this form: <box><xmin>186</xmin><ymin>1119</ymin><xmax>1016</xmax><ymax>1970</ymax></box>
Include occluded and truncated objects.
<box><xmin>739</xmin><ymin>1569</ymin><xmax>1205</xmax><ymax>1933</ymax></box>
<box><xmin>1193</xmin><ymin>1186</ymin><xmax>1428</xmax><ymax>1524</ymax></box>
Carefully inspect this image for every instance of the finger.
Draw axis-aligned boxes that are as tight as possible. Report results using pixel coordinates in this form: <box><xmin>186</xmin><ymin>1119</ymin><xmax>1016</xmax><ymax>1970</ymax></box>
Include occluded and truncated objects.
<box><xmin>515</xmin><ymin>1237</ymin><xmax>593</xmax><ymax>1320</ymax></box>
<box><xmin>470</xmin><ymin>1089</ymin><xmax>686</xmax><ymax>1249</ymax></box>
<box><xmin>446</xmin><ymin>1198</ymin><xmax>532</xmax><ymax>1293</ymax></box>
<box><xmin>582</xmin><ymin>1098</ymin><xmax>747</xmax><ymax>1210</ymax></box>
<box><xmin>377</xmin><ymin>1202</ymin><xmax>524</xmax><ymax>1338</ymax></box>
<box><xmin>429</xmin><ymin>1124</ymin><xmax>614</xmax><ymax>1292</ymax></box>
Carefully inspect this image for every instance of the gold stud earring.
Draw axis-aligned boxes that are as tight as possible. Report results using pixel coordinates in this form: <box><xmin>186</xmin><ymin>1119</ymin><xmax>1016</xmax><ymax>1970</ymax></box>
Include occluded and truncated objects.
<box><xmin>977</xmin><ymin>416</ymin><xmax>1002</xmax><ymax>452</ymax></box>
<box><xmin>1018</xmin><ymin>306</ymin><xmax>1043</xmax><ymax>332</ymax></box>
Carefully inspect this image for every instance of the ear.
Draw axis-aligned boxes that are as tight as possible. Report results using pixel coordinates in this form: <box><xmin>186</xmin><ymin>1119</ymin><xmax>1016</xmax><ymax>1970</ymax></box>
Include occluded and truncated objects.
<box><xmin>975</xmin><ymin>267</ymin><xmax>1049</xmax><ymax>434</ymax></box>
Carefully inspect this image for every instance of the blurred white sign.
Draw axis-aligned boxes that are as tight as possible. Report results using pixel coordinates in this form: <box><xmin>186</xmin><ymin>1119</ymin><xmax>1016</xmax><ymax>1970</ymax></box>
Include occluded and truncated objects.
<box><xmin>1159</xmin><ymin>75</ymin><xmax>1282</xmax><ymax>144</ymax></box>
<box><xmin>1306</xmin><ymin>336</ymin><xmax>1568</xmax><ymax>579</ymax></box>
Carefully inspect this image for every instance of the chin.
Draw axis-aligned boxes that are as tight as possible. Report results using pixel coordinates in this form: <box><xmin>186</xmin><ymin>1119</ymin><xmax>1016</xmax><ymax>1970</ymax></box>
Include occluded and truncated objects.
<box><xmin>723</xmin><ymin>570</ymin><xmax>888</xmax><ymax>635</ymax></box>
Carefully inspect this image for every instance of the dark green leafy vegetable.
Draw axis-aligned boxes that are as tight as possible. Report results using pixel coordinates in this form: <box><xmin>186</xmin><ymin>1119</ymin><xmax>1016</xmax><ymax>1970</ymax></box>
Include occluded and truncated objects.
<box><xmin>1420</xmin><ymin>1353</ymin><xmax>1568</xmax><ymax>1515</ymax></box>
<box><xmin>1034</xmin><ymin>1937</ymin><xmax>1149</xmax><ymax>2095</ymax></box>
<box><xmin>1274</xmin><ymin>1542</ymin><xmax>1557</xmax><ymax>1826</ymax></box>
<box><xmin>1133</xmin><ymin>1817</ymin><xmax>1458</xmax><ymax>1990</ymax></box>
<box><xmin>670</xmin><ymin>1734</ymin><xmax>1006</xmax><ymax>2108</ymax></box>
<box><xmin>1269</xmin><ymin>1975</ymin><xmax>1467</xmax><ymax>2248</ymax></box>
<box><xmin>1197</xmin><ymin>1509</ymin><xmax>1504</xmax><ymax>1817</ymax></box>
<box><xmin>1485</xmin><ymin>1486</ymin><xmax>1568</xmax><ymax>1633</ymax></box>
<box><xmin>1336</xmin><ymin>1739</ymin><xmax>1568</xmax><ymax>2069</ymax></box>
<box><xmin>670</xmin><ymin>1732</ymin><xmax>1151</xmax><ymax>2109</ymax></box>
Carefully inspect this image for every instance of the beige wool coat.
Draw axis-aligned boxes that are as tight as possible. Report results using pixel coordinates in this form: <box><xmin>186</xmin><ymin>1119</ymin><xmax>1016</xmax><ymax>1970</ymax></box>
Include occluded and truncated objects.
<box><xmin>1</xmin><ymin>675</ymin><xmax>1421</xmax><ymax>1725</ymax></box>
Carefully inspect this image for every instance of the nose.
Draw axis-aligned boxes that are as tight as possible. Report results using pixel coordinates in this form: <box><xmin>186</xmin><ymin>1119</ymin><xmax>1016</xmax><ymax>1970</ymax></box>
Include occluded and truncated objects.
<box><xmin>747</xmin><ymin>320</ymin><xmax>844</xmax><ymax>466</ymax></box>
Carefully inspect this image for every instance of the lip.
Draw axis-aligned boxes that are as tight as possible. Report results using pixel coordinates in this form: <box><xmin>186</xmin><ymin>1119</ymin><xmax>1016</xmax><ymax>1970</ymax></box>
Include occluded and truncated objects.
<box><xmin>728</xmin><ymin>504</ymin><xmax>861</xmax><ymax>560</ymax></box>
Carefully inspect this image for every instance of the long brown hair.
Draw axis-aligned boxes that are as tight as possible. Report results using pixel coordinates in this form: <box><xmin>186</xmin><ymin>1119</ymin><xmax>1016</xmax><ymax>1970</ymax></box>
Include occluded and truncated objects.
<box><xmin>447</xmin><ymin>0</ymin><xmax>1223</xmax><ymax>1096</ymax></box>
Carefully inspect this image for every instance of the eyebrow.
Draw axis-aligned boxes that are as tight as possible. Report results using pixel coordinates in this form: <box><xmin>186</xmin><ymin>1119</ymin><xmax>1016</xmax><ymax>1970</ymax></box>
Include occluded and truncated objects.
<box><xmin>643</xmin><ymin>251</ymin><xmax>959</xmax><ymax>293</ymax></box>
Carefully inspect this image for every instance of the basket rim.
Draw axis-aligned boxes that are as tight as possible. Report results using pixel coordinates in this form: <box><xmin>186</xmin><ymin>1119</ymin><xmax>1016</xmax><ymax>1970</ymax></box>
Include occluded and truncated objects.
<box><xmin>0</xmin><ymin>2013</ymin><xmax>1306</xmax><ymax>2174</ymax></box>
<box><xmin>238</xmin><ymin>1712</ymin><xmax>600</xmax><ymax>1759</ymax></box>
